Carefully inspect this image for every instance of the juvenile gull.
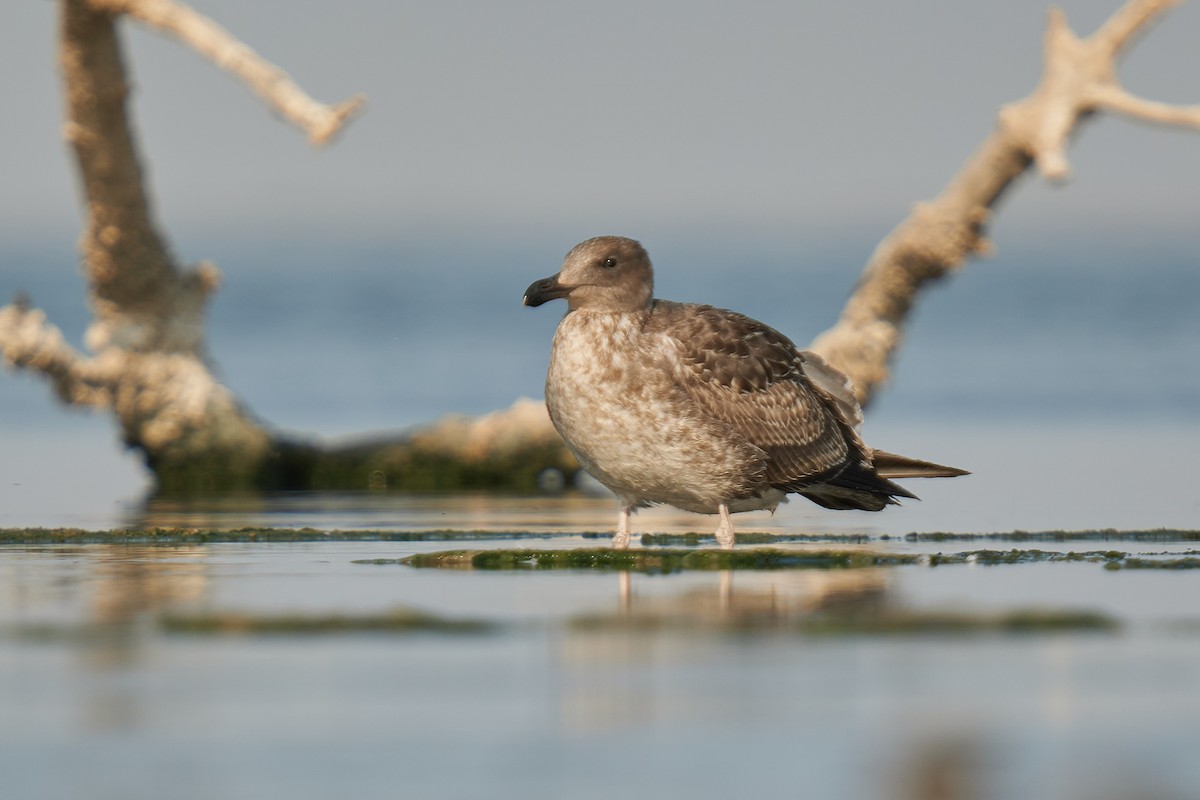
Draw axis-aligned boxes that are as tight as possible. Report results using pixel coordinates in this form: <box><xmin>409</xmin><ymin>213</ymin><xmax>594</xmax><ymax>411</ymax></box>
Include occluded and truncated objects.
<box><xmin>523</xmin><ymin>236</ymin><xmax>967</xmax><ymax>549</ymax></box>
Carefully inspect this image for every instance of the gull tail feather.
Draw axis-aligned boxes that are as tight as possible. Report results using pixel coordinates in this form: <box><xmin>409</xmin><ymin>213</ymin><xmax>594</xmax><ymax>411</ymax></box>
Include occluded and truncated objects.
<box><xmin>871</xmin><ymin>450</ymin><xmax>970</xmax><ymax>479</ymax></box>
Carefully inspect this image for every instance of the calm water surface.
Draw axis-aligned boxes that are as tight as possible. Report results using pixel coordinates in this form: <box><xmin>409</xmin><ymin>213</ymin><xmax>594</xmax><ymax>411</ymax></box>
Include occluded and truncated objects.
<box><xmin>3</xmin><ymin>513</ymin><xmax>1200</xmax><ymax>800</ymax></box>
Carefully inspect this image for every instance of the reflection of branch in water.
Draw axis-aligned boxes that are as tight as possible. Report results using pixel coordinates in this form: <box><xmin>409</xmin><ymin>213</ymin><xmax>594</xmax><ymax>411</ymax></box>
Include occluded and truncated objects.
<box><xmin>65</xmin><ymin>546</ymin><xmax>212</xmax><ymax>731</ymax></box>
<box><xmin>133</xmin><ymin>491</ymin><xmax>632</xmax><ymax>534</ymax></box>
<box><xmin>132</xmin><ymin>493</ymin><xmax>276</xmax><ymax>530</ymax></box>
<box><xmin>89</xmin><ymin>546</ymin><xmax>210</xmax><ymax>626</ymax></box>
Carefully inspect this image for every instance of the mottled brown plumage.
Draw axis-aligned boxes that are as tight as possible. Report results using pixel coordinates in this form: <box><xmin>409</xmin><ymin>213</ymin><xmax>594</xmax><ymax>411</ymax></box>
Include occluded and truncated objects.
<box><xmin>524</xmin><ymin>236</ymin><xmax>966</xmax><ymax>548</ymax></box>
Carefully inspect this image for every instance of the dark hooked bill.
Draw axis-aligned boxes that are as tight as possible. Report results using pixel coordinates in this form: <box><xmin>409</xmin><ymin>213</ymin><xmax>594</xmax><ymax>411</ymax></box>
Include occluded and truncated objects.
<box><xmin>523</xmin><ymin>276</ymin><xmax>570</xmax><ymax>307</ymax></box>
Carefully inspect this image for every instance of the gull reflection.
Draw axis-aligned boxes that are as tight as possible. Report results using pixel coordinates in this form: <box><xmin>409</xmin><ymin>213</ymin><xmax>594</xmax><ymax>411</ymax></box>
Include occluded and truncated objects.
<box><xmin>608</xmin><ymin>567</ymin><xmax>890</xmax><ymax>628</ymax></box>
<box><xmin>564</xmin><ymin>566</ymin><xmax>892</xmax><ymax>733</ymax></box>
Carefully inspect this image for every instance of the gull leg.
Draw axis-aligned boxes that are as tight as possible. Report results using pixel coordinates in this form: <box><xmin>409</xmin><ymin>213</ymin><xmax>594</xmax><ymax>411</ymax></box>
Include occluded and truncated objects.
<box><xmin>715</xmin><ymin>502</ymin><xmax>735</xmax><ymax>550</ymax></box>
<box><xmin>613</xmin><ymin>504</ymin><xmax>634</xmax><ymax>549</ymax></box>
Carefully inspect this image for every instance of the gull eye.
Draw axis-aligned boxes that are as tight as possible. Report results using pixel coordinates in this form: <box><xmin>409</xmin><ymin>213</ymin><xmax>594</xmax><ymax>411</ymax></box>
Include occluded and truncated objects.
<box><xmin>602</xmin><ymin>257</ymin><xmax>617</xmax><ymax>268</ymax></box>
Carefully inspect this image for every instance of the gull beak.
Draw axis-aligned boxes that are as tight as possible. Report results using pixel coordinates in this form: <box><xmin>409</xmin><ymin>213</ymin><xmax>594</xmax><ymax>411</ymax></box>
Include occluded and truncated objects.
<box><xmin>523</xmin><ymin>275</ymin><xmax>571</xmax><ymax>307</ymax></box>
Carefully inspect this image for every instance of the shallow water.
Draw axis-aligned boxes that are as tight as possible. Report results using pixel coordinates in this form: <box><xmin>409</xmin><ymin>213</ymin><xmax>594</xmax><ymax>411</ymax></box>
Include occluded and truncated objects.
<box><xmin>3</xmin><ymin>520</ymin><xmax>1200</xmax><ymax>800</ymax></box>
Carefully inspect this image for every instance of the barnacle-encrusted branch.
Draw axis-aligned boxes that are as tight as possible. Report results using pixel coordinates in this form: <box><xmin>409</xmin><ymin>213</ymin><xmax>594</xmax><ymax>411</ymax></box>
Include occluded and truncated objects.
<box><xmin>0</xmin><ymin>300</ymin><xmax>112</xmax><ymax>407</ymax></box>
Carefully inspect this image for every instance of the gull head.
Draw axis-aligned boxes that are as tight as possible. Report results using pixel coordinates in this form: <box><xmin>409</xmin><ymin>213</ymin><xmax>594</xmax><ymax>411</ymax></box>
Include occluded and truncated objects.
<box><xmin>523</xmin><ymin>236</ymin><xmax>653</xmax><ymax>313</ymax></box>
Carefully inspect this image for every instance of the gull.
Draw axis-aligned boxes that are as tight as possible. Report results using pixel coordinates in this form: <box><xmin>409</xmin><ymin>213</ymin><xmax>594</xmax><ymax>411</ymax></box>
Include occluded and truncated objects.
<box><xmin>523</xmin><ymin>236</ymin><xmax>967</xmax><ymax>549</ymax></box>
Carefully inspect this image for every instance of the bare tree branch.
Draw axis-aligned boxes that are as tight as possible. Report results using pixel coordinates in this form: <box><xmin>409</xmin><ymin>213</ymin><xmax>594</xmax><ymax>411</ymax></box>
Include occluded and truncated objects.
<box><xmin>0</xmin><ymin>0</ymin><xmax>279</xmax><ymax>487</ymax></box>
<box><xmin>59</xmin><ymin>0</ymin><xmax>187</xmax><ymax>342</ymax></box>
<box><xmin>89</xmin><ymin>0</ymin><xmax>365</xmax><ymax>145</ymax></box>
<box><xmin>809</xmin><ymin>0</ymin><xmax>1197</xmax><ymax>405</ymax></box>
<box><xmin>1087</xmin><ymin>83</ymin><xmax>1200</xmax><ymax>127</ymax></box>
<box><xmin>0</xmin><ymin>301</ymin><xmax>111</xmax><ymax>407</ymax></box>
<box><xmin>1092</xmin><ymin>0</ymin><xmax>1178</xmax><ymax>56</ymax></box>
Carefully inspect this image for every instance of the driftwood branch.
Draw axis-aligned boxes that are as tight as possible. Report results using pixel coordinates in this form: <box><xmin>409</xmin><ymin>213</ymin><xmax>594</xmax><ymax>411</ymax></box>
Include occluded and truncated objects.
<box><xmin>1088</xmin><ymin>84</ymin><xmax>1200</xmax><ymax>127</ymax></box>
<box><xmin>809</xmin><ymin>0</ymin><xmax>1200</xmax><ymax>405</ymax></box>
<box><xmin>89</xmin><ymin>0</ymin><xmax>365</xmax><ymax>145</ymax></box>
<box><xmin>0</xmin><ymin>0</ymin><xmax>368</xmax><ymax>490</ymax></box>
<box><xmin>0</xmin><ymin>300</ymin><xmax>111</xmax><ymax>407</ymax></box>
